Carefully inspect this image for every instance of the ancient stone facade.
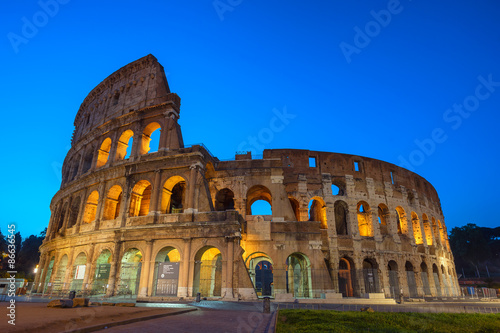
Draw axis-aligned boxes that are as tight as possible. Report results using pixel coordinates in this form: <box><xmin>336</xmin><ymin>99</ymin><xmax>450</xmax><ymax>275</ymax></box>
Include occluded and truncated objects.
<box><xmin>35</xmin><ymin>55</ymin><xmax>460</xmax><ymax>301</ymax></box>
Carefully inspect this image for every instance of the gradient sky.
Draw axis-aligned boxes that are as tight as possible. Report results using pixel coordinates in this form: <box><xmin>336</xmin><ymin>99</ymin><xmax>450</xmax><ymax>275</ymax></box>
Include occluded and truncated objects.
<box><xmin>1</xmin><ymin>1</ymin><xmax>499</xmax><ymax>237</ymax></box>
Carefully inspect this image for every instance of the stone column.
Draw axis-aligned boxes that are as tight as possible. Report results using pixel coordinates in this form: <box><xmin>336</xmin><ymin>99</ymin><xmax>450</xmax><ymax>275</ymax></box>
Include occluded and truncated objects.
<box><xmin>82</xmin><ymin>244</ymin><xmax>95</xmax><ymax>291</ymax></box>
<box><xmin>130</xmin><ymin>131</ymin><xmax>142</xmax><ymax>158</ymax></box>
<box><xmin>348</xmin><ymin>204</ymin><xmax>359</xmax><ymax>239</ymax></box>
<box><xmin>35</xmin><ymin>253</ymin><xmax>48</xmax><ymax>293</ymax></box>
<box><xmin>185</xmin><ymin>164</ymin><xmax>200</xmax><ymax>213</ymax></box>
<box><xmin>106</xmin><ymin>241</ymin><xmax>123</xmax><ymax>297</ymax></box>
<box><xmin>94</xmin><ymin>182</ymin><xmax>106</xmax><ymax>231</ymax></box>
<box><xmin>138</xmin><ymin>240</ymin><xmax>154</xmax><ymax>297</ymax></box>
<box><xmin>224</xmin><ymin>238</ymin><xmax>234</xmax><ymax>299</ymax></box>
<box><xmin>75</xmin><ymin>187</ymin><xmax>89</xmax><ymax>234</ymax></box>
<box><xmin>148</xmin><ymin>170</ymin><xmax>162</xmax><ymax>215</ymax></box>
<box><xmin>178</xmin><ymin>238</ymin><xmax>191</xmax><ymax>297</ymax></box>
<box><xmin>371</xmin><ymin>210</ymin><xmax>382</xmax><ymax>241</ymax></box>
<box><xmin>120</xmin><ymin>176</ymin><xmax>133</xmax><ymax>228</ymax></box>
<box><xmin>63</xmin><ymin>247</ymin><xmax>75</xmax><ymax>290</ymax></box>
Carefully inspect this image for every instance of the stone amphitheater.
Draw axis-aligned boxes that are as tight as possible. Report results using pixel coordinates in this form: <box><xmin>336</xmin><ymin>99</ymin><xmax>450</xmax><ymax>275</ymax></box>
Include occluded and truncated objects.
<box><xmin>34</xmin><ymin>54</ymin><xmax>459</xmax><ymax>301</ymax></box>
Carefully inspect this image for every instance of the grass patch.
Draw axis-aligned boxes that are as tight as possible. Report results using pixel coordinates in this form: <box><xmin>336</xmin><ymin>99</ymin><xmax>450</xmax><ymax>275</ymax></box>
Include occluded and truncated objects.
<box><xmin>276</xmin><ymin>309</ymin><xmax>500</xmax><ymax>333</ymax></box>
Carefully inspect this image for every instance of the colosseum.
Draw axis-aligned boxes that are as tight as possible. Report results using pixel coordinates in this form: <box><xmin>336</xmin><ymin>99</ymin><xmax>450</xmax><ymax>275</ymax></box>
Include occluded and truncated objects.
<box><xmin>34</xmin><ymin>54</ymin><xmax>460</xmax><ymax>302</ymax></box>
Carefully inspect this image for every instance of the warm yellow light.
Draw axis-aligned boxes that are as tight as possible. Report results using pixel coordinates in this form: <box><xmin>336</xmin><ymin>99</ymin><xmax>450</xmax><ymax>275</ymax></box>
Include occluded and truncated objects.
<box><xmin>34</xmin><ymin>265</ymin><xmax>39</xmax><ymax>273</ymax></box>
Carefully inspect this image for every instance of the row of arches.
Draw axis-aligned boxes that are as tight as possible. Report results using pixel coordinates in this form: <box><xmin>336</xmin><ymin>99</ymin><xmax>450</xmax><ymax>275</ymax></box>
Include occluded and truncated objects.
<box><xmin>337</xmin><ymin>256</ymin><xmax>459</xmax><ymax>298</ymax></box>
<box><xmin>63</xmin><ymin>122</ymin><xmax>162</xmax><ymax>185</ymax></box>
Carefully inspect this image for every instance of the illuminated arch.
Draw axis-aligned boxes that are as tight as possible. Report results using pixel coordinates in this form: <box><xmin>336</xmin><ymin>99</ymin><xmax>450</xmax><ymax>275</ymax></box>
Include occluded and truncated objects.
<box><xmin>96</xmin><ymin>138</ymin><xmax>112</xmax><ymax>168</ymax></box>
<box><xmin>129</xmin><ymin>180</ymin><xmax>152</xmax><ymax>217</ymax></box>
<box><xmin>115</xmin><ymin>129</ymin><xmax>134</xmax><ymax>160</ymax></box>
<box><xmin>83</xmin><ymin>190</ymin><xmax>99</xmax><ymax>223</ymax></box>
<box><xmin>103</xmin><ymin>185</ymin><xmax>123</xmax><ymax>220</ymax></box>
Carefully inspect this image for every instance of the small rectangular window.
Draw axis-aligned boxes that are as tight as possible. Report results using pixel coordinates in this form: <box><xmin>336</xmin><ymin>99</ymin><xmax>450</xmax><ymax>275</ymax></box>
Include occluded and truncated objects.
<box><xmin>354</xmin><ymin>161</ymin><xmax>360</xmax><ymax>172</ymax></box>
<box><xmin>309</xmin><ymin>157</ymin><xmax>316</xmax><ymax>168</ymax></box>
<box><xmin>390</xmin><ymin>171</ymin><xmax>395</xmax><ymax>184</ymax></box>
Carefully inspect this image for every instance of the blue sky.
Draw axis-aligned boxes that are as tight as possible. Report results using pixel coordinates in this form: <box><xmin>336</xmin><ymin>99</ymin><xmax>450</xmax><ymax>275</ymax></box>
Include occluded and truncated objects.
<box><xmin>1</xmin><ymin>0</ymin><xmax>499</xmax><ymax>237</ymax></box>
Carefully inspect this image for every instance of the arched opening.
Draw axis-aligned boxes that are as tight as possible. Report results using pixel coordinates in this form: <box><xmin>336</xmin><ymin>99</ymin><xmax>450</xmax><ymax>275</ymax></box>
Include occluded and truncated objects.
<box><xmin>56</xmin><ymin>202</ymin><xmax>68</xmax><ymax>232</ymax></box>
<box><xmin>286</xmin><ymin>253</ymin><xmax>312</xmax><ymax>298</ymax></box>
<box><xmin>70</xmin><ymin>252</ymin><xmax>87</xmax><ymax>291</ymax></box>
<box><xmin>411</xmin><ymin>212</ymin><xmax>423</xmax><ymax>244</ymax></box>
<box><xmin>362</xmin><ymin>258</ymin><xmax>380</xmax><ymax>294</ymax></box>
<box><xmin>357</xmin><ymin>202</ymin><xmax>372</xmax><ymax>237</ymax></box>
<box><xmin>83</xmin><ymin>191</ymin><xmax>99</xmax><ymax>223</ymax></box>
<box><xmin>438</xmin><ymin>220</ymin><xmax>449</xmax><ymax>250</ymax></box>
<box><xmin>422</xmin><ymin>214</ymin><xmax>433</xmax><ymax>245</ymax></box>
<box><xmin>96</xmin><ymin>138</ymin><xmax>112</xmax><ymax>168</ymax></box>
<box><xmin>420</xmin><ymin>262</ymin><xmax>431</xmax><ymax>296</ymax></box>
<box><xmin>246</xmin><ymin>252</ymin><xmax>274</xmax><ymax>297</ymax></box>
<box><xmin>118</xmin><ymin>248</ymin><xmax>142</xmax><ymax>295</ymax></box>
<box><xmin>378</xmin><ymin>204</ymin><xmax>389</xmax><ymax>235</ymax></box>
<box><xmin>82</xmin><ymin>149</ymin><xmax>93</xmax><ymax>174</ymax></box>
<box><xmin>140</xmin><ymin>122</ymin><xmax>161</xmax><ymax>155</ymax></box>
<box><xmin>116</xmin><ymin>130</ymin><xmax>134</xmax><ymax>160</ymax></box>
<box><xmin>154</xmin><ymin>247</ymin><xmax>181</xmax><ymax>296</ymax></box>
<box><xmin>246</xmin><ymin>185</ymin><xmax>272</xmax><ymax>216</ymax></box>
<box><xmin>161</xmin><ymin>176</ymin><xmax>186</xmax><ymax>214</ymax></box>
<box><xmin>308</xmin><ymin>197</ymin><xmax>327</xmax><ymax>229</ymax></box>
<box><xmin>331</xmin><ymin>184</ymin><xmax>340</xmax><ymax>195</ymax></box>
<box><xmin>387</xmin><ymin>260</ymin><xmax>400</xmax><ymax>299</ymax></box>
<box><xmin>92</xmin><ymin>249</ymin><xmax>112</xmax><ymax>295</ymax></box>
<box><xmin>406</xmin><ymin>261</ymin><xmax>418</xmax><ymax>297</ymax></box>
<box><xmin>70</xmin><ymin>156</ymin><xmax>80</xmax><ymax>181</ymax></box>
<box><xmin>215</xmin><ymin>188</ymin><xmax>235</xmax><ymax>211</ymax></box>
<box><xmin>53</xmin><ymin>255</ymin><xmax>68</xmax><ymax>291</ymax></box>
<box><xmin>334</xmin><ymin>200</ymin><xmax>348</xmax><ymax>235</ymax></box>
<box><xmin>289</xmin><ymin>197</ymin><xmax>300</xmax><ymax>221</ymax></box>
<box><xmin>193</xmin><ymin>246</ymin><xmax>222</xmax><ymax>297</ymax></box>
<box><xmin>44</xmin><ymin>257</ymin><xmax>55</xmax><ymax>289</ymax></box>
<box><xmin>432</xmin><ymin>264</ymin><xmax>442</xmax><ymax>296</ymax></box>
<box><xmin>338</xmin><ymin>257</ymin><xmax>354</xmax><ymax>297</ymax></box>
<box><xmin>67</xmin><ymin>197</ymin><xmax>81</xmax><ymax>229</ymax></box>
<box><xmin>129</xmin><ymin>180</ymin><xmax>152</xmax><ymax>217</ymax></box>
<box><xmin>103</xmin><ymin>185</ymin><xmax>123</xmax><ymax>220</ymax></box>
<box><xmin>395</xmin><ymin>206</ymin><xmax>407</xmax><ymax>235</ymax></box>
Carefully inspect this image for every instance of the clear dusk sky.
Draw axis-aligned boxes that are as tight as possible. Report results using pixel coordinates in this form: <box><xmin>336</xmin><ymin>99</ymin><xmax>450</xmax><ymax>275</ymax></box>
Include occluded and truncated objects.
<box><xmin>1</xmin><ymin>0</ymin><xmax>499</xmax><ymax>237</ymax></box>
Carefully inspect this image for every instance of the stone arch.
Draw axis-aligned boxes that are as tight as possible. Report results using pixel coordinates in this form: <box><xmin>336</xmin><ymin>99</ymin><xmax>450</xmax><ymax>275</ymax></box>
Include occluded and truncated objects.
<box><xmin>289</xmin><ymin>197</ymin><xmax>301</xmax><ymax>221</ymax></box>
<box><xmin>69</xmin><ymin>155</ymin><xmax>80</xmax><ymax>181</ymax></box>
<box><xmin>338</xmin><ymin>257</ymin><xmax>355</xmax><ymax>297</ymax></box>
<box><xmin>377</xmin><ymin>204</ymin><xmax>390</xmax><ymax>235</ymax></box>
<box><xmin>286</xmin><ymin>252</ymin><xmax>312</xmax><ymax>298</ymax></box>
<box><xmin>161</xmin><ymin>176</ymin><xmax>187</xmax><ymax>214</ymax></box>
<box><xmin>140</xmin><ymin>122</ymin><xmax>161</xmax><ymax>155</ymax></box>
<box><xmin>438</xmin><ymin>220</ymin><xmax>449</xmax><ymax>250</ymax></box>
<box><xmin>215</xmin><ymin>188</ymin><xmax>235</xmax><ymax>211</ymax></box>
<box><xmin>53</xmin><ymin>254</ymin><xmax>68</xmax><ymax>290</ymax></box>
<box><xmin>431</xmin><ymin>217</ymin><xmax>441</xmax><ymax>246</ymax></box>
<box><xmin>357</xmin><ymin>201</ymin><xmax>372</xmax><ymax>237</ymax></box>
<box><xmin>67</xmin><ymin>197</ymin><xmax>81</xmax><ymax>229</ymax></box>
<box><xmin>83</xmin><ymin>191</ymin><xmax>99</xmax><ymax>223</ymax></box>
<box><xmin>81</xmin><ymin>147</ymin><xmax>94</xmax><ymax>174</ymax></box>
<box><xmin>308</xmin><ymin>196</ymin><xmax>327</xmax><ymax>229</ymax></box>
<box><xmin>362</xmin><ymin>258</ymin><xmax>380</xmax><ymax>293</ymax></box>
<box><xmin>245</xmin><ymin>252</ymin><xmax>274</xmax><ymax>297</ymax></box>
<box><xmin>420</xmin><ymin>262</ymin><xmax>432</xmax><ymax>296</ymax></box>
<box><xmin>56</xmin><ymin>201</ymin><xmax>68</xmax><ymax>232</ymax></box>
<box><xmin>331</xmin><ymin>179</ymin><xmax>346</xmax><ymax>196</ymax></box>
<box><xmin>405</xmin><ymin>261</ymin><xmax>418</xmax><ymax>297</ymax></box>
<box><xmin>153</xmin><ymin>246</ymin><xmax>181</xmax><ymax>297</ymax></box>
<box><xmin>411</xmin><ymin>212</ymin><xmax>423</xmax><ymax>244</ymax></box>
<box><xmin>334</xmin><ymin>200</ymin><xmax>349</xmax><ymax>235</ymax></box>
<box><xmin>96</xmin><ymin>137</ymin><xmax>112</xmax><ymax>168</ymax></box>
<box><xmin>116</xmin><ymin>129</ymin><xmax>134</xmax><ymax>160</ymax></box>
<box><xmin>422</xmin><ymin>214</ymin><xmax>433</xmax><ymax>245</ymax></box>
<box><xmin>246</xmin><ymin>185</ymin><xmax>272</xmax><ymax>215</ymax></box>
<box><xmin>387</xmin><ymin>260</ymin><xmax>400</xmax><ymax>298</ymax></box>
<box><xmin>395</xmin><ymin>206</ymin><xmax>408</xmax><ymax>235</ymax></box>
<box><xmin>118</xmin><ymin>248</ymin><xmax>143</xmax><ymax>295</ymax></box>
<box><xmin>129</xmin><ymin>180</ymin><xmax>152</xmax><ymax>217</ymax></box>
<box><xmin>103</xmin><ymin>185</ymin><xmax>123</xmax><ymax>220</ymax></box>
<box><xmin>193</xmin><ymin>246</ymin><xmax>222</xmax><ymax>297</ymax></box>
<box><xmin>92</xmin><ymin>249</ymin><xmax>113</xmax><ymax>294</ymax></box>
<box><xmin>70</xmin><ymin>252</ymin><xmax>87</xmax><ymax>290</ymax></box>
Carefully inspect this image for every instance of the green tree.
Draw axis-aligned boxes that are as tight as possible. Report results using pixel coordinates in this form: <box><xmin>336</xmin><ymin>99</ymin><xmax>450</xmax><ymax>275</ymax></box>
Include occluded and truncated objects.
<box><xmin>17</xmin><ymin>232</ymin><xmax>45</xmax><ymax>281</ymax></box>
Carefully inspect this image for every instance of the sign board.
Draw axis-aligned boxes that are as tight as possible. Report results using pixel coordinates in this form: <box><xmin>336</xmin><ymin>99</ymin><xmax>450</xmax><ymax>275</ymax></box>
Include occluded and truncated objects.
<box><xmin>156</xmin><ymin>262</ymin><xmax>179</xmax><ymax>296</ymax></box>
<box><xmin>74</xmin><ymin>265</ymin><xmax>86</xmax><ymax>280</ymax></box>
<box><xmin>96</xmin><ymin>264</ymin><xmax>111</xmax><ymax>280</ymax></box>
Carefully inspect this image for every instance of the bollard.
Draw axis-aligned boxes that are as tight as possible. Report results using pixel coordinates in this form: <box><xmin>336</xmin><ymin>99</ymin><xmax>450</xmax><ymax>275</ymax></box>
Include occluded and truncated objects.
<box><xmin>69</xmin><ymin>290</ymin><xmax>76</xmax><ymax>300</ymax></box>
<box><xmin>196</xmin><ymin>292</ymin><xmax>201</xmax><ymax>302</ymax></box>
<box><xmin>263</xmin><ymin>297</ymin><xmax>271</xmax><ymax>313</ymax></box>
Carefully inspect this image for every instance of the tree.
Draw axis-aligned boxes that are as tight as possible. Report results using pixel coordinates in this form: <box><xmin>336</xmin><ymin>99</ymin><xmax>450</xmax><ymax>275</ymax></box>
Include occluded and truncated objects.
<box><xmin>17</xmin><ymin>233</ymin><xmax>44</xmax><ymax>281</ymax></box>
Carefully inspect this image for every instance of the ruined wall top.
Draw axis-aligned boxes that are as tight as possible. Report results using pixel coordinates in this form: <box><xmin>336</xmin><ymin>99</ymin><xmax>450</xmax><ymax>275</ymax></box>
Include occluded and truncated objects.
<box><xmin>71</xmin><ymin>54</ymin><xmax>175</xmax><ymax>145</ymax></box>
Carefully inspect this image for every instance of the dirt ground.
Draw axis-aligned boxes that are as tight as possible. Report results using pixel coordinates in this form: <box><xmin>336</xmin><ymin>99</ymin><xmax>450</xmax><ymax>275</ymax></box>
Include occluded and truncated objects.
<box><xmin>0</xmin><ymin>302</ymin><xmax>196</xmax><ymax>333</ymax></box>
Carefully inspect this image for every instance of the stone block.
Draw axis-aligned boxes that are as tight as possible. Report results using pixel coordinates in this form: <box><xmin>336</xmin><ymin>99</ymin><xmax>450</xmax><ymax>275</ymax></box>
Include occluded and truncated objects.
<box><xmin>47</xmin><ymin>299</ymin><xmax>73</xmax><ymax>308</ymax></box>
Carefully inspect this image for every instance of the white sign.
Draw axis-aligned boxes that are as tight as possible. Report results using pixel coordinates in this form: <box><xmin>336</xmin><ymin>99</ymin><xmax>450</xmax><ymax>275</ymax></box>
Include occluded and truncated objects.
<box><xmin>74</xmin><ymin>265</ymin><xmax>86</xmax><ymax>280</ymax></box>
